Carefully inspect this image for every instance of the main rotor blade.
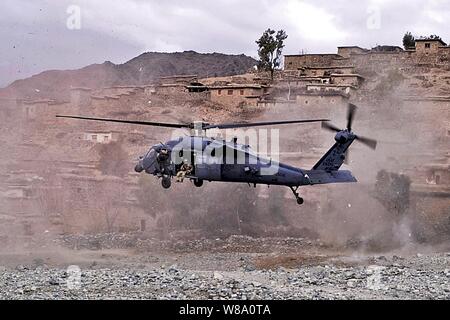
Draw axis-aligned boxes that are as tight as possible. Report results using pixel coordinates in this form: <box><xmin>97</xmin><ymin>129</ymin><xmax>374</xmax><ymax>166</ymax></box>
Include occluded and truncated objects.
<box><xmin>347</xmin><ymin>103</ymin><xmax>357</xmax><ymax>132</ymax></box>
<box><xmin>321</xmin><ymin>121</ymin><xmax>341</xmax><ymax>132</ymax></box>
<box><xmin>356</xmin><ymin>135</ymin><xmax>377</xmax><ymax>150</ymax></box>
<box><xmin>204</xmin><ymin>119</ymin><xmax>329</xmax><ymax>130</ymax></box>
<box><xmin>56</xmin><ymin>115</ymin><xmax>191</xmax><ymax>129</ymax></box>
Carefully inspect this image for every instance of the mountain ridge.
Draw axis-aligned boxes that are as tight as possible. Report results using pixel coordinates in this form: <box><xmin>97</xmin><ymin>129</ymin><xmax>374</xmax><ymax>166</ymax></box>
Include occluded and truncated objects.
<box><xmin>1</xmin><ymin>51</ymin><xmax>257</xmax><ymax>100</ymax></box>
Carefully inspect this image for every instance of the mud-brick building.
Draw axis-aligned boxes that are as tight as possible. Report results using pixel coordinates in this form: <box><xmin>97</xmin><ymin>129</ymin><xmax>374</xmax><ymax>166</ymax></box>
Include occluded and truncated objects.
<box><xmin>159</xmin><ymin>75</ymin><xmax>198</xmax><ymax>86</ymax></box>
<box><xmin>330</xmin><ymin>74</ymin><xmax>364</xmax><ymax>87</ymax></box>
<box><xmin>306</xmin><ymin>84</ymin><xmax>357</xmax><ymax>96</ymax></box>
<box><xmin>0</xmin><ymin>167</ymin><xmax>63</xmax><ymax>243</ymax></box>
<box><xmin>154</xmin><ymin>75</ymin><xmax>201</xmax><ymax>95</ymax></box>
<box><xmin>21</xmin><ymin>99</ymin><xmax>55</xmax><ymax>121</ymax></box>
<box><xmin>277</xmin><ymin>77</ymin><xmax>327</xmax><ymax>89</ymax></box>
<box><xmin>83</xmin><ymin>131</ymin><xmax>120</xmax><ymax>144</ymax></box>
<box><xmin>209</xmin><ymin>84</ymin><xmax>269</xmax><ymax>107</ymax></box>
<box><xmin>302</xmin><ymin>66</ymin><xmax>355</xmax><ymax>77</ymax></box>
<box><xmin>155</xmin><ymin>84</ymin><xmax>188</xmax><ymax>95</ymax></box>
<box><xmin>284</xmin><ymin>54</ymin><xmax>344</xmax><ymax>70</ymax></box>
<box><xmin>0</xmin><ymin>98</ymin><xmax>18</xmax><ymax>121</ymax></box>
<box><xmin>285</xmin><ymin>37</ymin><xmax>450</xmax><ymax>74</ymax></box>
<box><xmin>70</xmin><ymin>87</ymin><xmax>92</xmax><ymax>108</ymax></box>
<box><xmin>410</xmin><ymin>182</ymin><xmax>450</xmax><ymax>241</ymax></box>
<box><xmin>337</xmin><ymin>46</ymin><xmax>369</xmax><ymax>58</ymax></box>
<box><xmin>18</xmin><ymin>99</ymin><xmax>69</xmax><ymax>134</ymax></box>
<box><xmin>295</xmin><ymin>91</ymin><xmax>349</xmax><ymax>106</ymax></box>
<box><xmin>401</xmin><ymin>96</ymin><xmax>450</xmax><ymax>150</ymax></box>
<box><xmin>420</xmin><ymin>163</ymin><xmax>450</xmax><ymax>186</ymax></box>
<box><xmin>415</xmin><ymin>38</ymin><xmax>447</xmax><ymax>54</ymax></box>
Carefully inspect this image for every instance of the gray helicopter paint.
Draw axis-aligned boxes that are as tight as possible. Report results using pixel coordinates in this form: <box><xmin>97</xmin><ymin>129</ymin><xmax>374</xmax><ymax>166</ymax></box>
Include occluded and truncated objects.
<box><xmin>313</xmin><ymin>131</ymin><xmax>355</xmax><ymax>172</ymax></box>
<box><xmin>138</xmin><ymin>132</ymin><xmax>357</xmax><ymax>187</ymax></box>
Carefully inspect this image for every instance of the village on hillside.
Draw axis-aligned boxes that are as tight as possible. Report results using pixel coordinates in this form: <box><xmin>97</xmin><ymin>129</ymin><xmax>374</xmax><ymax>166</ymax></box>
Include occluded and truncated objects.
<box><xmin>0</xmin><ymin>35</ymin><xmax>449</xmax><ymax>247</ymax></box>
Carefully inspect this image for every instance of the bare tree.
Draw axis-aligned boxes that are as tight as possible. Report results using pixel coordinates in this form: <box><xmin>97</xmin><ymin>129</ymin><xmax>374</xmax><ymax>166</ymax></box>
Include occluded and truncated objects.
<box><xmin>256</xmin><ymin>29</ymin><xmax>288</xmax><ymax>80</ymax></box>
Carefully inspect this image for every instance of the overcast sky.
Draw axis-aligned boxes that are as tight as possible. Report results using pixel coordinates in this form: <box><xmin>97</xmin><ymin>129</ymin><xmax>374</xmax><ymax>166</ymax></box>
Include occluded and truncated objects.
<box><xmin>1</xmin><ymin>0</ymin><xmax>449</xmax><ymax>87</ymax></box>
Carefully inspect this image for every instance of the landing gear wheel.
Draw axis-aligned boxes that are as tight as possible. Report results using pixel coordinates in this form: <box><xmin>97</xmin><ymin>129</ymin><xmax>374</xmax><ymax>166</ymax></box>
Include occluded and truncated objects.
<box><xmin>161</xmin><ymin>177</ymin><xmax>171</xmax><ymax>189</ymax></box>
<box><xmin>290</xmin><ymin>186</ymin><xmax>304</xmax><ymax>205</ymax></box>
<box><xmin>193</xmin><ymin>179</ymin><xmax>204</xmax><ymax>187</ymax></box>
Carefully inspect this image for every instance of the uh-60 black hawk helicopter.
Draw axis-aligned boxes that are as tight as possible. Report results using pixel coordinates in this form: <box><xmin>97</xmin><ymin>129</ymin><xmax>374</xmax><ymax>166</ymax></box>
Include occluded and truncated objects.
<box><xmin>57</xmin><ymin>103</ymin><xmax>377</xmax><ymax>205</ymax></box>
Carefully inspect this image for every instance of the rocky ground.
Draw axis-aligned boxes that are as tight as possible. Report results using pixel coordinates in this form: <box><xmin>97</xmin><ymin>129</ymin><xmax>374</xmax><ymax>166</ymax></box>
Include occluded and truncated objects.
<box><xmin>0</xmin><ymin>234</ymin><xmax>449</xmax><ymax>300</ymax></box>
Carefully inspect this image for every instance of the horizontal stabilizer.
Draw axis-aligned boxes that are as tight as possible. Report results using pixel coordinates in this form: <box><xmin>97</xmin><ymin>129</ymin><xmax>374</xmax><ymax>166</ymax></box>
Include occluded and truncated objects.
<box><xmin>304</xmin><ymin>170</ymin><xmax>357</xmax><ymax>185</ymax></box>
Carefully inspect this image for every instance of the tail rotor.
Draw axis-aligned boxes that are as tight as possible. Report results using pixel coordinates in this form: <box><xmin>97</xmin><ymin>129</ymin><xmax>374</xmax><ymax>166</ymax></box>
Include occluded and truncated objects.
<box><xmin>321</xmin><ymin>103</ymin><xmax>378</xmax><ymax>150</ymax></box>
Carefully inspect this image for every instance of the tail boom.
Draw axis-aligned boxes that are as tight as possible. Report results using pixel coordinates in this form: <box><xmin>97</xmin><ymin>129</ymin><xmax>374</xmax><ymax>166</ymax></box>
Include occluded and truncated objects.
<box><xmin>305</xmin><ymin>131</ymin><xmax>357</xmax><ymax>186</ymax></box>
<box><xmin>313</xmin><ymin>132</ymin><xmax>355</xmax><ymax>172</ymax></box>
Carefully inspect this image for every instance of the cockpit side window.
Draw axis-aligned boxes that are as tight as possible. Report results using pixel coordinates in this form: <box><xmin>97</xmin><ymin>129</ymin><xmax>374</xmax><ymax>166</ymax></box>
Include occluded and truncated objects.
<box><xmin>146</xmin><ymin>148</ymin><xmax>156</xmax><ymax>158</ymax></box>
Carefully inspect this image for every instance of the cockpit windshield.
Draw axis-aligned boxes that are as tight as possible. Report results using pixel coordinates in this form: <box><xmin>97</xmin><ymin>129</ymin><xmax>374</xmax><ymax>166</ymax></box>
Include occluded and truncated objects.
<box><xmin>146</xmin><ymin>148</ymin><xmax>156</xmax><ymax>158</ymax></box>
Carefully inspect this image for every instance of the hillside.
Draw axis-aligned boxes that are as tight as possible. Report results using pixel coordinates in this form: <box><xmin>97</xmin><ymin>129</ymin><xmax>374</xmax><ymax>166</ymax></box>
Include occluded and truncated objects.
<box><xmin>0</xmin><ymin>51</ymin><xmax>257</xmax><ymax>100</ymax></box>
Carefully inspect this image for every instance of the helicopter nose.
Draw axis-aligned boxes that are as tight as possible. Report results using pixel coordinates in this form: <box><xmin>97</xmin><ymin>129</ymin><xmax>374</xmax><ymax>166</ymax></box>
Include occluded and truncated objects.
<box><xmin>135</xmin><ymin>163</ymin><xmax>144</xmax><ymax>173</ymax></box>
<box><xmin>142</xmin><ymin>154</ymin><xmax>158</xmax><ymax>174</ymax></box>
<box><xmin>134</xmin><ymin>157</ymin><xmax>144</xmax><ymax>173</ymax></box>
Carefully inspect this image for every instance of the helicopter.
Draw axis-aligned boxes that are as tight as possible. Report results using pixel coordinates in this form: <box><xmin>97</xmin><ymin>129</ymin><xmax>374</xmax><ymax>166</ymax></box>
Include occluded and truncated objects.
<box><xmin>56</xmin><ymin>103</ymin><xmax>377</xmax><ymax>205</ymax></box>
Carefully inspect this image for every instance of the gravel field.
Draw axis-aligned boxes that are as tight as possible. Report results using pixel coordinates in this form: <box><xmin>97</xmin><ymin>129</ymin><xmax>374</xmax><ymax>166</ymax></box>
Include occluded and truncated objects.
<box><xmin>1</xmin><ymin>234</ymin><xmax>449</xmax><ymax>300</ymax></box>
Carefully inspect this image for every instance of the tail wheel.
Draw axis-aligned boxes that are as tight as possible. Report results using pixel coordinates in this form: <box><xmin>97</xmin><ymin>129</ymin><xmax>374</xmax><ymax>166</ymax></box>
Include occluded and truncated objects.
<box><xmin>193</xmin><ymin>179</ymin><xmax>204</xmax><ymax>187</ymax></box>
<box><xmin>161</xmin><ymin>177</ymin><xmax>171</xmax><ymax>189</ymax></box>
<box><xmin>290</xmin><ymin>186</ymin><xmax>304</xmax><ymax>205</ymax></box>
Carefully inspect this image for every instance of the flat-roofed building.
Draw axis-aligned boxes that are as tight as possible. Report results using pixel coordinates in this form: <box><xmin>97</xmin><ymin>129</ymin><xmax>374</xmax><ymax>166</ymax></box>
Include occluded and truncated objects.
<box><xmin>284</xmin><ymin>54</ymin><xmax>343</xmax><ymax>70</ymax></box>
<box><xmin>337</xmin><ymin>46</ymin><xmax>369</xmax><ymax>58</ymax></box>
<box><xmin>209</xmin><ymin>84</ymin><xmax>268</xmax><ymax>107</ymax></box>
<box><xmin>415</xmin><ymin>38</ymin><xmax>448</xmax><ymax>54</ymax></box>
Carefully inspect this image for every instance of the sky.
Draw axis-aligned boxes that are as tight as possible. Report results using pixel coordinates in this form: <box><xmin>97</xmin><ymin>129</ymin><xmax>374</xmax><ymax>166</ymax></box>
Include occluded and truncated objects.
<box><xmin>1</xmin><ymin>0</ymin><xmax>450</xmax><ymax>87</ymax></box>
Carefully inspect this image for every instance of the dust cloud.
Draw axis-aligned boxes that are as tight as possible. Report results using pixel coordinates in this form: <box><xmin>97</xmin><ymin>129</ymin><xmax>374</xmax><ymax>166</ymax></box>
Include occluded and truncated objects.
<box><xmin>0</xmin><ymin>67</ymin><xmax>448</xmax><ymax>264</ymax></box>
<box><xmin>138</xmin><ymin>66</ymin><xmax>450</xmax><ymax>254</ymax></box>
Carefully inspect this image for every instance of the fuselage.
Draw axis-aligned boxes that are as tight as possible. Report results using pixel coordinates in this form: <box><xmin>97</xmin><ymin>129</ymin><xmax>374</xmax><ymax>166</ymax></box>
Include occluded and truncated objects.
<box><xmin>136</xmin><ymin>135</ymin><xmax>310</xmax><ymax>187</ymax></box>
